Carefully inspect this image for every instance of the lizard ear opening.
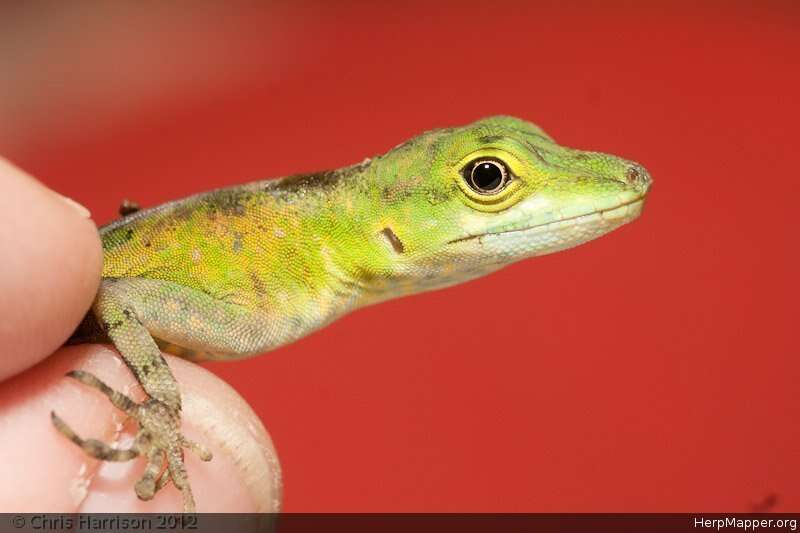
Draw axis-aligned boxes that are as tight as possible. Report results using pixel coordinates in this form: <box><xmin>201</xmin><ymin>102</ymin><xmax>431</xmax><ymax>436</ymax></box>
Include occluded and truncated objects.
<box><xmin>380</xmin><ymin>227</ymin><xmax>405</xmax><ymax>254</ymax></box>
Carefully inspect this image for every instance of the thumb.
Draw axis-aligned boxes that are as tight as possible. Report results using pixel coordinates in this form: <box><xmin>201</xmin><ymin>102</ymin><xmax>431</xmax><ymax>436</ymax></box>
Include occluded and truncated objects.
<box><xmin>0</xmin><ymin>344</ymin><xmax>281</xmax><ymax>512</ymax></box>
<box><xmin>0</xmin><ymin>157</ymin><xmax>102</xmax><ymax>381</ymax></box>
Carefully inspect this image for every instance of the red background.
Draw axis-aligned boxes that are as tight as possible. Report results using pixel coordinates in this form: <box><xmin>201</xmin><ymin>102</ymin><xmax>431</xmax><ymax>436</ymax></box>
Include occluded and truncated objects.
<box><xmin>3</xmin><ymin>1</ymin><xmax>799</xmax><ymax>512</ymax></box>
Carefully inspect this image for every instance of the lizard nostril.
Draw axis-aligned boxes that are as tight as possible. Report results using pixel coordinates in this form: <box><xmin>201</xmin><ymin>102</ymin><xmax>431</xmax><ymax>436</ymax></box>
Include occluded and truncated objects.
<box><xmin>624</xmin><ymin>165</ymin><xmax>651</xmax><ymax>191</ymax></box>
<box><xmin>626</xmin><ymin>167</ymin><xmax>642</xmax><ymax>185</ymax></box>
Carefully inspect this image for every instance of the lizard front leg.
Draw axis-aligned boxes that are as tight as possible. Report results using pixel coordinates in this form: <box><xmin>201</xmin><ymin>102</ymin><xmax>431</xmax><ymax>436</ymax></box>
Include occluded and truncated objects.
<box><xmin>51</xmin><ymin>280</ymin><xmax>215</xmax><ymax>512</ymax></box>
<box><xmin>51</xmin><ymin>277</ymin><xmax>267</xmax><ymax>511</ymax></box>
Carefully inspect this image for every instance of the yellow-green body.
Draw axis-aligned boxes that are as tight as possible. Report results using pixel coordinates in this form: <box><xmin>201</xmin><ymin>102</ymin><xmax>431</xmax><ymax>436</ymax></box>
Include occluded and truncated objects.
<box><xmin>59</xmin><ymin>116</ymin><xmax>652</xmax><ymax>511</ymax></box>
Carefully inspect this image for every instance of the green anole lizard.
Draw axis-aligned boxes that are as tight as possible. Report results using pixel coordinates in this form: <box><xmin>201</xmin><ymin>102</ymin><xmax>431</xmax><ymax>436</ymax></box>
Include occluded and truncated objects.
<box><xmin>53</xmin><ymin>116</ymin><xmax>652</xmax><ymax>512</ymax></box>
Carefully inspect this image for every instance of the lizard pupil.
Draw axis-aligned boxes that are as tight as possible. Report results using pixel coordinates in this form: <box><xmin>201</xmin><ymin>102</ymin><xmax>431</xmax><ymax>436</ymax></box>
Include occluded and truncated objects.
<box><xmin>466</xmin><ymin>159</ymin><xmax>508</xmax><ymax>194</ymax></box>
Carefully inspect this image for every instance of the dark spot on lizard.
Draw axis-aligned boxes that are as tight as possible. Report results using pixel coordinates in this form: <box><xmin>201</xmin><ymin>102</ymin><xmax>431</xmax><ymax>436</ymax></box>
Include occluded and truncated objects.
<box><xmin>100</xmin><ymin>319</ymin><xmax>124</xmax><ymax>332</ymax></box>
<box><xmin>382</xmin><ymin>175</ymin><xmax>423</xmax><ymax>202</ymax></box>
<box><xmin>103</xmin><ymin>226</ymin><xmax>136</xmax><ymax>251</ymax></box>
<box><xmin>249</xmin><ymin>271</ymin><xmax>267</xmax><ymax>297</ymax></box>
<box><xmin>426</xmin><ymin>186</ymin><xmax>452</xmax><ymax>205</ymax></box>
<box><xmin>121</xmin><ymin>308</ymin><xmax>142</xmax><ymax>324</ymax></box>
<box><xmin>88</xmin><ymin>442</ymin><xmax>114</xmax><ymax>460</ymax></box>
<box><xmin>272</xmin><ymin>169</ymin><xmax>343</xmax><ymax>196</ymax></box>
<box><xmin>232</xmin><ymin>232</ymin><xmax>243</xmax><ymax>253</ymax></box>
<box><xmin>206</xmin><ymin>189</ymin><xmax>251</xmax><ymax>217</ymax></box>
<box><xmin>380</xmin><ymin>227</ymin><xmax>405</xmax><ymax>254</ymax></box>
<box><xmin>479</xmin><ymin>135</ymin><xmax>504</xmax><ymax>144</ymax></box>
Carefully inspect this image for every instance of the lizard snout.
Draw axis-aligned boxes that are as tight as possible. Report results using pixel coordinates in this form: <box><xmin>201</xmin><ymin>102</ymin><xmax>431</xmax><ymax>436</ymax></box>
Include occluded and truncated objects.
<box><xmin>624</xmin><ymin>164</ymin><xmax>652</xmax><ymax>194</ymax></box>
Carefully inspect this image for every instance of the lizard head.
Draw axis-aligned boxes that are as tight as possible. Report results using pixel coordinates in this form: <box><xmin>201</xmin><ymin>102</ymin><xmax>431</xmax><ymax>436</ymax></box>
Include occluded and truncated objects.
<box><xmin>353</xmin><ymin>115</ymin><xmax>652</xmax><ymax>297</ymax></box>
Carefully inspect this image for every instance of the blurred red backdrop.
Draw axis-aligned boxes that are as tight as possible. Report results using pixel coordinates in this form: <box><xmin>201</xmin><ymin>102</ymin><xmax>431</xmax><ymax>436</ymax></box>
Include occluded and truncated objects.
<box><xmin>2</xmin><ymin>1</ymin><xmax>798</xmax><ymax>512</ymax></box>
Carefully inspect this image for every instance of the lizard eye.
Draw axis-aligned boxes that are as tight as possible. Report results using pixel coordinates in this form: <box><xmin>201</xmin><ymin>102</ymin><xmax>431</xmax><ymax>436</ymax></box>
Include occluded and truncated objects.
<box><xmin>463</xmin><ymin>159</ymin><xmax>510</xmax><ymax>194</ymax></box>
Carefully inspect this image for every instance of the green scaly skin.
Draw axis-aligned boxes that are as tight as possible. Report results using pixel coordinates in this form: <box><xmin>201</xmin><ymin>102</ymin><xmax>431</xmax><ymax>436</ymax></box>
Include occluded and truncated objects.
<box><xmin>53</xmin><ymin>116</ymin><xmax>652</xmax><ymax>511</ymax></box>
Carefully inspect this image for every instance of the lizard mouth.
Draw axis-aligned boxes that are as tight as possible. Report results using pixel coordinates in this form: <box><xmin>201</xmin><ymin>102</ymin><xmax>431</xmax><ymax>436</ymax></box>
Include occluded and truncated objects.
<box><xmin>448</xmin><ymin>196</ymin><xmax>647</xmax><ymax>244</ymax></box>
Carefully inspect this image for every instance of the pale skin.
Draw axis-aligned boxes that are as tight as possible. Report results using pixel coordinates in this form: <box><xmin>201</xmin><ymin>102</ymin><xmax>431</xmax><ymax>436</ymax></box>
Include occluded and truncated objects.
<box><xmin>3</xmin><ymin>117</ymin><xmax>651</xmax><ymax>512</ymax></box>
<box><xmin>0</xmin><ymin>159</ymin><xmax>281</xmax><ymax>512</ymax></box>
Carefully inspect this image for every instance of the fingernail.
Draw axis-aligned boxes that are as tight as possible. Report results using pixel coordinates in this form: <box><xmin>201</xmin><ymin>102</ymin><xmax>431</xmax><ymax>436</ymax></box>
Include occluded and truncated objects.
<box><xmin>57</xmin><ymin>194</ymin><xmax>92</xmax><ymax>219</ymax></box>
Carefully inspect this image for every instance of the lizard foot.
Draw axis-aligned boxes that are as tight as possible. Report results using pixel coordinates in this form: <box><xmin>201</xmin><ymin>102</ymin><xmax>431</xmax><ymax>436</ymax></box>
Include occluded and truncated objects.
<box><xmin>51</xmin><ymin>370</ymin><xmax>212</xmax><ymax>512</ymax></box>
